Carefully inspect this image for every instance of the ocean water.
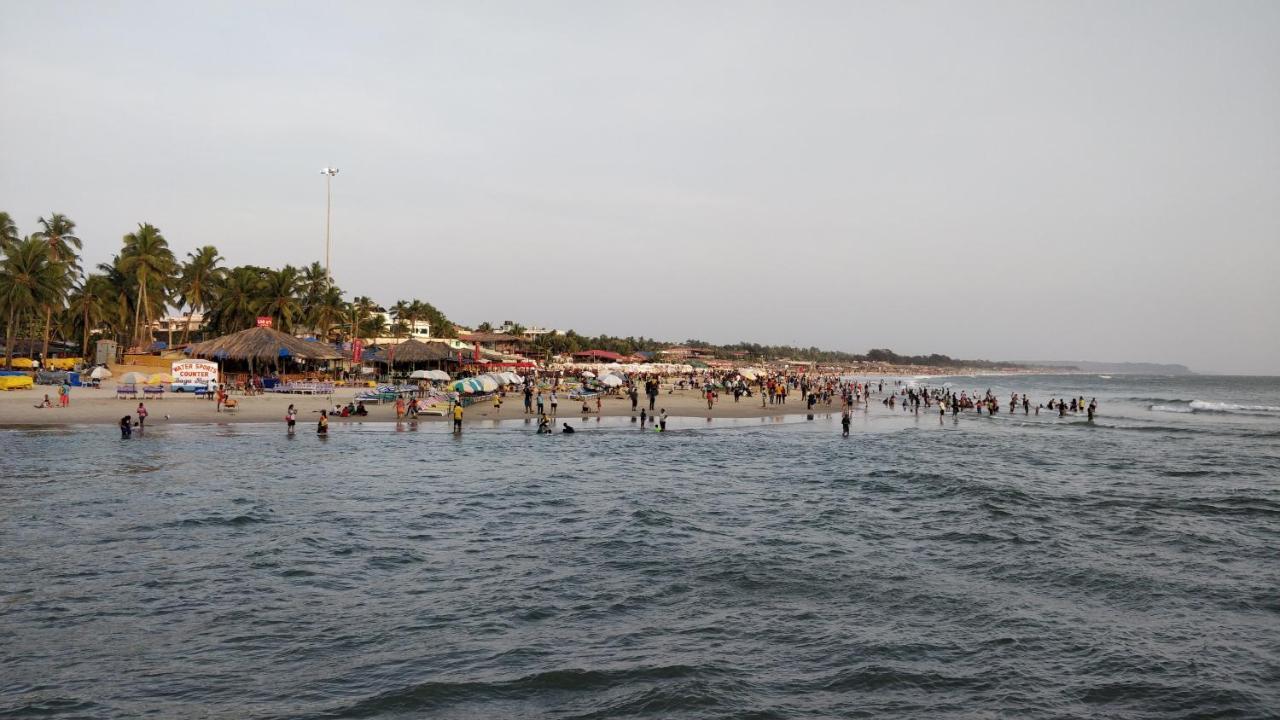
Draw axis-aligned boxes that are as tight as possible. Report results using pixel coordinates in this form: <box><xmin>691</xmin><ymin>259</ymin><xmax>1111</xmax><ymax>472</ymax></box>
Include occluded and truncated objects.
<box><xmin>2</xmin><ymin>374</ymin><xmax>1278</xmax><ymax>719</ymax></box>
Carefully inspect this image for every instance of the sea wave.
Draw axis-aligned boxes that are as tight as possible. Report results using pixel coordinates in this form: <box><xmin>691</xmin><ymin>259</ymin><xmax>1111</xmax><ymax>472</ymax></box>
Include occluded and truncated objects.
<box><xmin>1189</xmin><ymin>400</ymin><xmax>1280</xmax><ymax>414</ymax></box>
<box><xmin>1149</xmin><ymin>400</ymin><xmax>1280</xmax><ymax>415</ymax></box>
<box><xmin>1150</xmin><ymin>404</ymin><xmax>1194</xmax><ymax>414</ymax></box>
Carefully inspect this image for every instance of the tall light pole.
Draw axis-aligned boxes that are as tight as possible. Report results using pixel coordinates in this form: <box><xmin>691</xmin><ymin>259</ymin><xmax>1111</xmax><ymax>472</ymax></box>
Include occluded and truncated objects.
<box><xmin>320</xmin><ymin>167</ymin><xmax>340</xmax><ymax>283</ymax></box>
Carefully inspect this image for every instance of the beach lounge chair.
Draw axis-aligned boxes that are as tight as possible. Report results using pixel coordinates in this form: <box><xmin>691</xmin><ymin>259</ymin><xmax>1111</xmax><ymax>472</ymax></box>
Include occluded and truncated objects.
<box><xmin>143</xmin><ymin>385</ymin><xmax>165</xmax><ymax>399</ymax></box>
<box><xmin>116</xmin><ymin>384</ymin><xmax>138</xmax><ymax>399</ymax></box>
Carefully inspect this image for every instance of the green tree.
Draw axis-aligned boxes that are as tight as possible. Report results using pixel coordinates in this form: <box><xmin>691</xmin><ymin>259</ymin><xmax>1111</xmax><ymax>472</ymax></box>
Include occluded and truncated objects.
<box><xmin>67</xmin><ymin>274</ymin><xmax>113</xmax><ymax>358</ymax></box>
<box><xmin>307</xmin><ymin>286</ymin><xmax>347</xmax><ymax>341</ymax></box>
<box><xmin>207</xmin><ymin>265</ymin><xmax>261</xmax><ymax>334</ymax></box>
<box><xmin>0</xmin><ymin>237</ymin><xmax>63</xmax><ymax>368</ymax></box>
<box><xmin>0</xmin><ymin>212</ymin><xmax>19</xmax><ymax>254</ymax></box>
<box><xmin>348</xmin><ymin>296</ymin><xmax>379</xmax><ymax>341</ymax></box>
<box><xmin>177</xmin><ymin>245</ymin><xmax>224</xmax><ymax>344</ymax></box>
<box><xmin>118</xmin><ymin>223</ymin><xmax>176</xmax><ymax>349</ymax></box>
<box><xmin>257</xmin><ymin>265</ymin><xmax>303</xmax><ymax>332</ymax></box>
<box><xmin>391</xmin><ymin>300</ymin><xmax>411</xmax><ymax>341</ymax></box>
<box><xmin>33</xmin><ymin>213</ymin><xmax>82</xmax><ymax>359</ymax></box>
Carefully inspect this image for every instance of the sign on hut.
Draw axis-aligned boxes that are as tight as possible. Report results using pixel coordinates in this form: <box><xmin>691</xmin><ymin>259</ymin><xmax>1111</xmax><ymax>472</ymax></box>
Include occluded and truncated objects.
<box><xmin>172</xmin><ymin>359</ymin><xmax>218</xmax><ymax>388</ymax></box>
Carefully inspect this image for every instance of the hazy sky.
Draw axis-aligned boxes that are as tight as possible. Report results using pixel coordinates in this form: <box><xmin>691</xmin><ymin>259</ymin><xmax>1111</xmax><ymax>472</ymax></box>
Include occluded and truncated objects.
<box><xmin>2</xmin><ymin>1</ymin><xmax>1277</xmax><ymax>373</ymax></box>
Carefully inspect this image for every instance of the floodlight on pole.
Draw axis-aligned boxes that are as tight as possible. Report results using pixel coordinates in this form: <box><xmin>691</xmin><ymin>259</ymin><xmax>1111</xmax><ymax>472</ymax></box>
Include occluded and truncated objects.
<box><xmin>320</xmin><ymin>168</ymin><xmax>340</xmax><ymax>283</ymax></box>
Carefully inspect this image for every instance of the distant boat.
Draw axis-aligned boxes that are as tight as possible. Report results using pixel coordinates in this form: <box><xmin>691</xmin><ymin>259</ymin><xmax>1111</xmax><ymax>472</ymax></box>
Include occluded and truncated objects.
<box><xmin>1098</xmin><ymin>375</ymin><xmax>1112</xmax><ymax>379</ymax></box>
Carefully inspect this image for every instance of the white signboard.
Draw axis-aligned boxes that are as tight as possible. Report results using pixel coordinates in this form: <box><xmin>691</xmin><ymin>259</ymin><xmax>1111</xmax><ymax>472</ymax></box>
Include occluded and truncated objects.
<box><xmin>172</xmin><ymin>359</ymin><xmax>219</xmax><ymax>386</ymax></box>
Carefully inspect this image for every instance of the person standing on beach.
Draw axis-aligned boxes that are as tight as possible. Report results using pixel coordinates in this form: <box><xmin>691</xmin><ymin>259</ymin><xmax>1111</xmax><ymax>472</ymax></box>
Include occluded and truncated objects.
<box><xmin>286</xmin><ymin>404</ymin><xmax>297</xmax><ymax>433</ymax></box>
<box><xmin>452</xmin><ymin>402</ymin><xmax>464</xmax><ymax>432</ymax></box>
<box><xmin>136</xmin><ymin>402</ymin><xmax>148</xmax><ymax>430</ymax></box>
<box><xmin>536</xmin><ymin>391</ymin><xmax>545</xmax><ymax>416</ymax></box>
<box><xmin>216</xmin><ymin>388</ymin><xmax>225</xmax><ymax>413</ymax></box>
<box><xmin>59</xmin><ymin>382</ymin><xmax>69</xmax><ymax>408</ymax></box>
<box><xmin>640</xmin><ymin>408</ymin><xmax>647</xmax><ymax>428</ymax></box>
<box><xmin>395</xmin><ymin>397</ymin><xmax>406</xmax><ymax>420</ymax></box>
<box><xmin>317</xmin><ymin>410</ymin><xmax>329</xmax><ymax>435</ymax></box>
<box><xmin>550</xmin><ymin>391</ymin><xmax>558</xmax><ymax>417</ymax></box>
<box><xmin>524</xmin><ymin>385</ymin><xmax>533</xmax><ymax>414</ymax></box>
<box><xmin>120</xmin><ymin>415</ymin><xmax>133</xmax><ymax>438</ymax></box>
<box><xmin>842</xmin><ymin>409</ymin><xmax>851</xmax><ymax>437</ymax></box>
<box><xmin>659</xmin><ymin>409</ymin><xmax>667</xmax><ymax>432</ymax></box>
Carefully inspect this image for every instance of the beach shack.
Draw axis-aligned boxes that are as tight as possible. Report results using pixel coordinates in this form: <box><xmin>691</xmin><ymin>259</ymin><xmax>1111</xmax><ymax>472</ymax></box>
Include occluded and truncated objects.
<box><xmin>187</xmin><ymin>326</ymin><xmax>344</xmax><ymax>387</ymax></box>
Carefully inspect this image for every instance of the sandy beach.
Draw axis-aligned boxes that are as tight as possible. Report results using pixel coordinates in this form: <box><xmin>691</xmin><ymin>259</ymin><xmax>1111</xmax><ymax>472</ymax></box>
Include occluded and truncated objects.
<box><xmin>0</xmin><ymin>379</ymin><xmax>843</xmax><ymax>427</ymax></box>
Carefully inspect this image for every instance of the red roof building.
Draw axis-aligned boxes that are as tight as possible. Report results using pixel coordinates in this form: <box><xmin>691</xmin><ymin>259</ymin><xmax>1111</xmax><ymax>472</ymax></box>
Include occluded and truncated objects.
<box><xmin>571</xmin><ymin>349</ymin><xmax>626</xmax><ymax>362</ymax></box>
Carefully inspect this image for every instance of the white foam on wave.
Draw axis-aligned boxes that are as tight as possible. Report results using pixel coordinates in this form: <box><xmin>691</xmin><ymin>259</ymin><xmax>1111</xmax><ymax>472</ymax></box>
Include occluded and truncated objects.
<box><xmin>1188</xmin><ymin>400</ymin><xmax>1280</xmax><ymax>414</ymax></box>
<box><xmin>1149</xmin><ymin>400</ymin><xmax>1280</xmax><ymax>415</ymax></box>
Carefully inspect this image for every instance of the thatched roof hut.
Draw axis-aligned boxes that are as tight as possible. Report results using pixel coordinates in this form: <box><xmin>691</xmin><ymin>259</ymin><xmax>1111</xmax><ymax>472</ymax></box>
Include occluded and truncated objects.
<box><xmin>375</xmin><ymin>338</ymin><xmax>459</xmax><ymax>365</ymax></box>
<box><xmin>188</xmin><ymin>326</ymin><xmax>344</xmax><ymax>362</ymax></box>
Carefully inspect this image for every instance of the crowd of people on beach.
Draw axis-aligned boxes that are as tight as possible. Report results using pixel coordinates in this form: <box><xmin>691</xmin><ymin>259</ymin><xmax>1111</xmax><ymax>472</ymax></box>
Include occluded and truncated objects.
<box><xmin>104</xmin><ymin>368</ymin><xmax>1098</xmax><ymax>438</ymax></box>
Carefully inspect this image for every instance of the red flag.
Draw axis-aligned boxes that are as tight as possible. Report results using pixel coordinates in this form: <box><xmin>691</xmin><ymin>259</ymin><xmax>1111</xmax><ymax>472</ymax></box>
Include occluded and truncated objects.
<box><xmin>352</xmin><ymin>339</ymin><xmax>363</xmax><ymax>363</ymax></box>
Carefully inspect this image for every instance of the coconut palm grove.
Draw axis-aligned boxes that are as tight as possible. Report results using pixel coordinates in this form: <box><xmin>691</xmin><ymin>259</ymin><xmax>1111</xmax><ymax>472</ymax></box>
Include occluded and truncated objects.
<box><xmin>0</xmin><ymin>209</ymin><xmax>1029</xmax><ymax>370</ymax></box>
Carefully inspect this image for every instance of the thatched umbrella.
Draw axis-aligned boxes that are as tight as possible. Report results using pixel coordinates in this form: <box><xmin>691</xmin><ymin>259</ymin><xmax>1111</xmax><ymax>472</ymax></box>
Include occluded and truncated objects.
<box><xmin>188</xmin><ymin>326</ymin><xmax>343</xmax><ymax>374</ymax></box>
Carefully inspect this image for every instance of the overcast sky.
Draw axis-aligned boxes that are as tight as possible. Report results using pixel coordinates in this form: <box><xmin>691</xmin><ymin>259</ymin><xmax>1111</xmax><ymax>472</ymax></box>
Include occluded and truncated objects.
<box><xmin>2</xmin><ymin>1</ymin><xmax>1277</xmax><ymax>373</ymax></box>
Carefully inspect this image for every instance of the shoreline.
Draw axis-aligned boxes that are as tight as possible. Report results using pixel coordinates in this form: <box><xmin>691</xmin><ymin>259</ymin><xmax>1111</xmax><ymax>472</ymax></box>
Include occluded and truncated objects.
<box><xmin>0</xmin><ymin>386</ymin><xmax>861</xmax><ymax>427</ymax></box>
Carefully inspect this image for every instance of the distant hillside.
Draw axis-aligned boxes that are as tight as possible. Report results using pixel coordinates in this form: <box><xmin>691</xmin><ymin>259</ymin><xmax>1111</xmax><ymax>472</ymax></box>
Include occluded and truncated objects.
<box><xmin>1020</xmin><ymin>360</ymin><xmax>1195</xmax><ymax>375</ymax></box>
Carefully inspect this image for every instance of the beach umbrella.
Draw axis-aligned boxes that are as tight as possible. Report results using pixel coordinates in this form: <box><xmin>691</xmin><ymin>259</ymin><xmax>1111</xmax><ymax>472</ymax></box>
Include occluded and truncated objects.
<box><xmin>427</xmin><ymin>370</ymin><xmax>451</xmax><ymax>381</ymax></box>
<box><xmin>409</xmin><ymin>370</ymin><xmax>431</xmax><ymax>379</ymax></box>
<box><xmin>147</xmin><ymin>373</ymin><xmax>173</xmax><ymax>385</ymax></box>
<box><xmin>476</xmin><ymin>375</ymin><xmax>500</xmax><ymax>392</ymax></box>
<box><xmin>119</xmin><ymin>372</ymin><xmax>149</xmax><ymax>385</ymax></box>
<box><xmin>581</xmin><ymin>370</ymin><xmax>596</xmax><ymax>378</ymax></box>
<box><xmin>599</xmin><ymin>374</ymin><xmax>624</xmax><ymax>387</ymax></box>
<box><xmin>89</xmin><ymin>367</ymin><xmax>113</xmax><ymax>380</ymax></box>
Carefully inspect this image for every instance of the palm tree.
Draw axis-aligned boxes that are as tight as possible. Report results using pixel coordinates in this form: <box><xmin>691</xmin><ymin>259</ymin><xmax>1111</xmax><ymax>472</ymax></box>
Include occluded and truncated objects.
<box><xmin>0</xmin><ymin>212</ymin><xmax>19</xmax><ymax>254</ymax></box>
<box><xmin>33</xmin><ymin>213</ymin><xmax>82</xmax><ymax>360</ymax></box>
<box><xmin>406</xmin><ymin>300</ymin><xmax>429</xmax><ymax>337</ymax></box>
<box><xmin>257</xmin><ymin>265</ymin><xmax>303</xmax><ymax>332</ymax></box>
<box><xmin>308</xmin><ymin>286</ymin><xmax>346</xmax><ymax>341</ymax></box>
<box><xmin>0</xmin><ymin>237</ymin><xmax>63</xmax><ymax>368</ymax></box>
<box><xmin>118</xmin><ymin>223</ymin><xmax>176</xmax><ymax>349</ymax></box>
<box><xmin>207</xmin><ymin>266</ymin><xmax>261</xmax><ymax>334</ymax></box>
<box><xmin>67</xmin><ymin>274</ymin><xmax>113</xmax><ymax>358</ymax></box>
<box><xmin>349</xmin><ymin>296</ymin><xmax>379</xmax><ymax>341</ymax></box>
<box><xmin>300</xmin><ymin>261</ymin><xmax>330</xmax><ymax>299</ymax></box>
<box><xmin>476</xmin><ymin>321</ymin><xmax>494</xmax><ymax>333</ymax></box>
<box><xmin>391</xmin><ymin>300</ymin><xmax>412</xmax><ymax>341</ymax></box>
<box><xmin>177</xmin><ymin>245</ymin><xmax>223</xmax><ymax>344</ymax></box>
<box><xmin>359</xmin><ymin>313</ymin><xmax>386</xmax><ymax>341</ymax></box>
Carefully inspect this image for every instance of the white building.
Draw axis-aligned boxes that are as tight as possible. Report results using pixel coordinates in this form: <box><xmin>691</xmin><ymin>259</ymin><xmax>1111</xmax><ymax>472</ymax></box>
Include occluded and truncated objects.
<box><xmin>372</xmin><ymin>311</ymin><xmax>431</xmax><ymax>345</ymax></box>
